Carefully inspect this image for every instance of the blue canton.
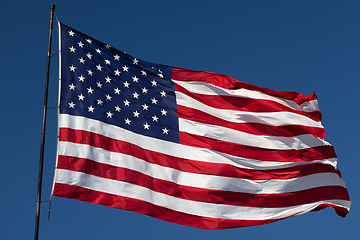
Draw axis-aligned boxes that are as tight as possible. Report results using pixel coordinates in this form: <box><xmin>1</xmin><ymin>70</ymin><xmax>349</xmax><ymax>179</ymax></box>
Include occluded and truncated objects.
<box><xmin>60</xmin><ymin>23</ymin><xmax>179</xmax><ymax>143</ymax></box>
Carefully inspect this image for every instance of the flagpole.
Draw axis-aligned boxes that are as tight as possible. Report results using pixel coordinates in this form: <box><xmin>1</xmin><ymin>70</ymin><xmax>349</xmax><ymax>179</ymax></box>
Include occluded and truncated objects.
<box><xmin>34</xmin><ymin>4</ymin><xmax>55</xmax><ymax>240</ymax></box>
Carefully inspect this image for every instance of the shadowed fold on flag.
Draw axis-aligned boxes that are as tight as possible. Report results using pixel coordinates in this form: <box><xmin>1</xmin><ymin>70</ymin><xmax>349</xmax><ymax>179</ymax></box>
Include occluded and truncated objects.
<box><xmin>52</xmin><ymin>22</ymin><xmax>351</xmax><ymax>229</ymax></box>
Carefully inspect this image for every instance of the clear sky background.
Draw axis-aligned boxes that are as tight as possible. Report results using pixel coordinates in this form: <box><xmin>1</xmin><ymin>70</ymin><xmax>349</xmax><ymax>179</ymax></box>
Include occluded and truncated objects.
<box><xmin>1</xmin><ymin>1</ymin><xmax>358</xmax><ymax>239</ymax></box>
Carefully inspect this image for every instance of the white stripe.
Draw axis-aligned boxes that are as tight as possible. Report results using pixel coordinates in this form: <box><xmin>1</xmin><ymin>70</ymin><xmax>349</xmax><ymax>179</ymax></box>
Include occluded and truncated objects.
<box><xmin>173</xmin><ymin>80</ymin><xmax>320</xmax><ymax>113</ymax></box>
<box><xmin>175</xmin><ymin>91</ymin><xmax>323</xmax><ymax>128</ymax></box>
<box><xmin>55</xmin><ymin>169</ymin><xmax>350</xmax><ymax>220</ymax></box>
<box><xmin>59</xmin><ymin>114</ymin><xmax>337</xmax><ymax>170</ymax></box>
<box><xmin>179</xmin><ymin>118</ymin><xmax>329</xmax><ymax>150</ymax></box>
<box><xmin>59</xmin><ymin>141</ymin><xmax>346</xmax><ymax>194</ymax></box>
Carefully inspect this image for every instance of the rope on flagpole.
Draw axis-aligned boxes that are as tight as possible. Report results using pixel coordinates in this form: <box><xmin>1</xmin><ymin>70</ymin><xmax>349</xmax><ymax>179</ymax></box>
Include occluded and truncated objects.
<box><xmin>34</xmin><ymin>4</ymin><xmax>55</xmax><ymax>240</ymax></box>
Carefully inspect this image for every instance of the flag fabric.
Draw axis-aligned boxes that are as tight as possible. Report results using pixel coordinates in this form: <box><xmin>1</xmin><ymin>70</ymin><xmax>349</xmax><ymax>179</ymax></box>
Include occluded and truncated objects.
<box><xmin>52</xmin><ymin>22</ymin><xmax>351</xmax><ymax>229</ymax></box>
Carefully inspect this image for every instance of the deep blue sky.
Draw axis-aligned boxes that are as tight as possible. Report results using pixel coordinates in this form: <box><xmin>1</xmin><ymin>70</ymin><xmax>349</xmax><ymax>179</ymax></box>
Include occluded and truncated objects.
<box><xmin>1</xmin><ymin>1</ymin><xmax>358</xmax><ymax>239</ymax></box>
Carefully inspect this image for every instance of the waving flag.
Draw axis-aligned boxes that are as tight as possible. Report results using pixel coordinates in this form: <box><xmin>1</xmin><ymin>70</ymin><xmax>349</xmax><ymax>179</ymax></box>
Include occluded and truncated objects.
<box><xmin>52</xmin><ymin>22</ymin><xmax>350</xmax><ymax>229</ymax></box>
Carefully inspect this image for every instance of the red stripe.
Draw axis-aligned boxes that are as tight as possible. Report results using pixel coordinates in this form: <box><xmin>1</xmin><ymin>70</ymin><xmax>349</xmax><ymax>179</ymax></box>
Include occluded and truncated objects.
<box><xmin>53</xmin><ymin>184</ymin><xmax>349</xmax><ymax>228</ymax></box>
<box><xmin>313</xmin><ymin>203</ymin><xmax>349</xmax><ymax>218</ymax></box>
<box><xmin>178</xmin><ymin>105</ymin><xmax>325</xmax><ymax>139</ymax></box>
<box><xmin>59</xmin><ymin>128</ymin><xmax>339</xmax><ymax>179</ymax></box>
<box><xmin>52</xmin><ymin>183</ymin><xmax>279</xmax><ymax>229</ymax></box>
<box><xmin>175</xmin><ymin>84</ymin><xmax>322</xmax><ymax>121</ymax></box>
<box><xmin>172</xmin><ymin>67</ymin><xmax>318</xmax><ymax>105</ymax></box>
<box><xmin>56</xmin><ymin>156</ymin><xmax>350</xmax><ymax>208</ymax></box>
<box><xmin>179</xmin><ymin>131</ymin><xmax>337</xmax><ymax>162</ymax></box>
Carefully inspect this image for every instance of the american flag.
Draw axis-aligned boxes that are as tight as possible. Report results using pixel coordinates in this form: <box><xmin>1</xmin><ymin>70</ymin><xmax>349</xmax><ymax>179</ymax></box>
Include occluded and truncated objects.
<box><xmin>52</xmin><ymin>22</ymin><xmax>350</xmax><ymax>229</ymax></box>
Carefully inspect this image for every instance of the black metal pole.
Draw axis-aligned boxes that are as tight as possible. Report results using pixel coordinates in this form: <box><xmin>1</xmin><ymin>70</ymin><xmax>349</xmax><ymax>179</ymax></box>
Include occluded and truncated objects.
<box><xmin>34</xmin><ymin>4</ymin><xmax>55</xmax><ymax>240</ymax></box>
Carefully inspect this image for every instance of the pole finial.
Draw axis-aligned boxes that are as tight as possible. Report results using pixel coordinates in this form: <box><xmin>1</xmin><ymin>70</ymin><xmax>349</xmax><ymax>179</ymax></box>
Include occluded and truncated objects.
<box><xmin>50</xmin><ymin>4</ymin><xmax>55</xmax><ymax>10</ymax></box>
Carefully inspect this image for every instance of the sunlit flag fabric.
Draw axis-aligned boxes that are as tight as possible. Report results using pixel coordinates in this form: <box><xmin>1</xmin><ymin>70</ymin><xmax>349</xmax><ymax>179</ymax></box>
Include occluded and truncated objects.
<box><xmin>52</xmin><ymin>22</ymin><xmax>351</xmax><ymax>229</ymax></box>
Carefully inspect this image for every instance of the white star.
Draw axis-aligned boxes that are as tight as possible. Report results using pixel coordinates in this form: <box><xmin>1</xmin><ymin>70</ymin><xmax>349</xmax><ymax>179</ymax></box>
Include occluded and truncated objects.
<box><xmin>105</xmin><ymin>76</ymin><xmax>112</xmax><ymax>83</ymax></box>
<box><xmin>141</xmin><ymin>70</ymin><xmax>147</xmax><ymax>76</ymax></box>
<box><xmin>114</xmin><ymin>69</ymin><xmax>121</xmax><ymax>76</ymax></box>
<box><xmin>78</xmin><ymin>41</ymin><xmax>84</xmax><ymax>48</ymax></box>
<box><xmin>132</xmin><ymin>76</ymin><xmax>139</xmax><ymax>82</ymax></box>
<box><xmin>88</xmin><ymin>106</ymin><xmax>95</xmax><ymax>112</ymax></box>
<box><xmin>106</xmin><ymin>111</ymin><xmax>113</xmax><ymax>118</ymax></box>
<box><xmin>97</xmin><ymin>99</ymin><xmax>103</xmax><ymax>105</ymax></box>
<box><xmin>151</xmin><ymin>98</ymin><xmax>158</xmax><ymax>104</ymax></box>
<box><xmin>158</xmin><ymin>73</ymin><xmax>164</xmax><ymax>78</ymax></box>
<box><xmin>142</xmin><ymin>104</ymin><xmax>149</xmax><ymax>110</ymax></box>
<box><xmin>69</xmin><ymin>83</ymin><xmax>76</xmax><ymax>90</ymax></box>
<box><xmin>78</xmin><ymin>94</ymin><xmax>85</xmax><ymax>100</ymax></box>
<box><xmin>96</xmin><ymin>82</ymin><xmax>102</xmax><ymax>88</ymax></box>
<box><xmin>115</xmin><ymin>106</ymin><xmax>121</xmax><ymax>112</ymax></box>
<box><xmin>133</xmin><ymin>92</ymin><xmax>139</xmax><ymax>99</ymax></box>
<box><xmin>133</xmin><ymin>58</ymin><xmax>139</xmax><ymax>65</ymax></box>
<box><xmin>123</xmin><ymin>99</ymin><xmax>130</xmax><ymax>106</ymax></box>
<box><xmin>87</xmin><ymin>87</ymin><xmax>94</xmax><ymax>94</ymax></box>
<box><xmin>68</xmin><ymin>30</ymin><xmax>75</xmax><ymax>36</ymax></box>
<box><xmin>86</xmin><ymin>53</ymin><xmax>92</xmax><ymax>59</ymax></box>
<box><xmin>68</xmin><ymin>102</ymin><xmax>75</xmax><ymax>108</ymax></box>
<box><xmin>161</xmin><ymin>109</ymin><xmax>167</xmax><ymax>116</ymax></box>
<box><xmin>105</xmin><ymin>94</ymin><xmax>112</xmax><ymax>101</ymax></box>
<box><xmin>122</xmin><ymin>65</ymin><xmax>129</xmax><ymax>72</ymax></box>
<box><xmin>96</xmin><ymin>64</ymin><xmax>102</xmax><ymax>71</ymax></box>
<box><xmin>133</xmin><ymin>111</ymin><xmax>140</xmax><ymax>117</ymax></box>
<box><xmin>96</xmin><ymin>48</ymin><xmax>102</xmax><ymax>54</ymax></box>
<box><xmin>105</xmin><ymin>59</ymin><xmax>111</xmax><ymax>65</ymax></box>
<box><xmin>114</xmin><ymin>88</ymin><xmax>121</xmax><ymax>94</ymax></box>
<box><xmin>69</xmin><ymin>46</ymin><xmax>76</xmax><ymax>53</ymax></box>
<box><xmin>160</xmin><ymin>91</ymin><xmax>166</xmax><ymax>97</ymax></box>
<box><xmin>152</xmin><ymin>115</ymin><xmax>158</xmax><ymax>122</ymax></box>
<box><xmin>142</xmin><ymin>87</ymin><xmax>148</xmax><ymax>93</ymax></box>
<box><xmin>79</xmin><ymin>57</ymin><xmax>85</xmax><ymax>64</ymax></box>
<box><xmin>78</xmin><ymin>75</ymin><xmax>85</xmax><ymax>82</ymax></box>
<box><xmin>105</xmin><ymin>44</ymin><xmax>111</xmax><ymax>49</ymax></box>
<box><xmin>86</xmin><ymin>38</ymin><xmax>92</xmax><ymax>44</ymax></box>
<box><xmin>123</xmin><ymin>81</ymin><xmax>130</xmax><ymax>88</ymax></box>
<box><xmin>125</xmin><ymin>118</ymin><xmax>131</xmax><ymax>125</ymax></box>
<box><xmin>162</xmin><ymin>128</ymin><xmax>169</xmax><ymax>134</ymax></box>
<box><xmin>87</xmin><ymin>70</ymin><xmax>93</xmax><ymax>76</ymax></box>
<box><xmin>143</xmin><ymin>123</ymin><xmax>150</xmax><ymax>130</ymax></box>
<box><xmin>114</xmin><ymin>54</ymin><xmax>120</xmax><ymax>60</ymax></box>
<box><xmin>151</xmin><ymin>80</ymin><xmax>157</xmax><ymax>86</ymax></box>
<box><xmin>69</xmin><ymin>65</ymin><xmax>76</xmax><ymax>72</ymax></box>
